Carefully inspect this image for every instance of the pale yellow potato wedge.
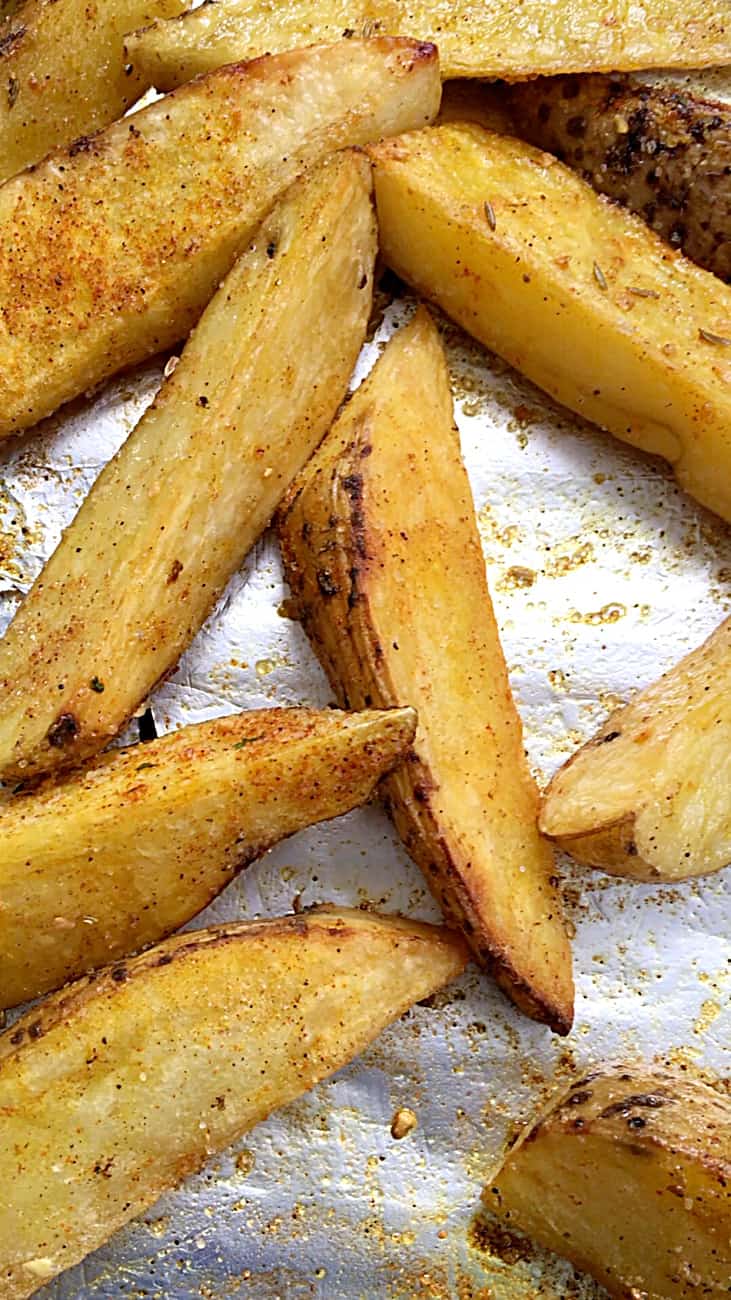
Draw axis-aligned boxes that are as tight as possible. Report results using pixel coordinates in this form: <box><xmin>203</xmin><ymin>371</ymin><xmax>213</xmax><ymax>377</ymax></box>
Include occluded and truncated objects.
<box><xmin>540</xmin><ymin>616</ymin><xmax>731</xmax><ymax>881</ymax></box>
<box><xmin>0</xmin><ymin>150</ymin><xmax>378</xmax><ymax>782</ymax></box>
<box><xmin>0</xmin><ymin>909</ymin><xmax>468</xmax><ymax>1298</ymax></box>
<box><xmin>0</xmin><ymin>37</ymin><xmax>439</xmax><ymax>441</ymax></box>
<box><xmin>488</xmin><ymin>1065</ymin><xmax>731</xmax><ymax>1300</ymax></box>
<box><xmin>0</xmin><ymin>0</ymin><xmax>187</xmax><ymax>184</ymax></box>
<box><xmin>0</xmin><ymin>705</ymin><xmax>416</xmax><ymax>1009</ymax></box>
<box><xmin>278</xmin><ymin>308</ymin><xmax>573</xmax><ymax>1034</ymax></box>
<box><xmin>370</xmin><ymin>123</ymin><xmax>731</xmax><ymax>524</ymax></box>
<box><xmin>125</xmin><ymin>0</ymin><xmax>731</xmax><ymax>90</ymax></box>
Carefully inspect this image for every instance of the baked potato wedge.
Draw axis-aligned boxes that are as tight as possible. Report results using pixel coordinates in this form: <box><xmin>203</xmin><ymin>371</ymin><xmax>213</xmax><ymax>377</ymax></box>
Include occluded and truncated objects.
<box><xmin>0</xmin><ymin>705</ymin><xmax>416</xmax><ymax>1009</ymax></box>
<box><xmin>506</xmin><ymin>74</ymin><xmax>731</xmax><ymax>282</ymax></box>
<box><xmin>540</xmin><ymin>615</ymin><xmax>731</xmax><ymax>881</ymax></box>
<box><xmin>278</xmin><ymin>308</ymin><xmax>574</xmax><ymax>1034</ymax></box>
<box><xmin>0</xmin><ymin>908</ymin><xmax>468</xmax><ymax>1298</ymax></box>
<box><xmin>488</xmin><ymin>1065</ymin><xmax>731</xmax><ymax>1300</ymax></box>
<box><xmin>370</xmin><ymin>123</ymin><xmax>731</xmax><ymax>524</ymax></box>
<box><xmin>0</xmin><ymin>37</ymin><xmax>439</xmax><ymax>441</ymax></box>
<box><xmin>0</xmin><ymin>0</ymin><xmax>187</xmax><ymax>184</ymax></box>
<box><xmin>0</xmin><ymin>149</ymin><xmax>378</xmax><ymax>782</ymax></box>
<box><xmin>124</xmin><ymin>0</ymin><xmax>731</xmax><ymax>89</ymax></box>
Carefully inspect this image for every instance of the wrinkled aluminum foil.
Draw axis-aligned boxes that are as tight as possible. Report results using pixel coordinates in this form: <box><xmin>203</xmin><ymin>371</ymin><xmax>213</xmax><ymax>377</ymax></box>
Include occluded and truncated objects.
<box><xmin>1</xmin><ymin>270</ymin><xmax>729</xmax><ymax>1299</ymax></box>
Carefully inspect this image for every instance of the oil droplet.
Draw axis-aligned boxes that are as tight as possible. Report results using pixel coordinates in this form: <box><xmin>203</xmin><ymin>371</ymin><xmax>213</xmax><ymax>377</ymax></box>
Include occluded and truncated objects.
<box><xmin>255</xmin><ymin>658</ymin><xmax>275</xmax><ymax>676</ymax></box>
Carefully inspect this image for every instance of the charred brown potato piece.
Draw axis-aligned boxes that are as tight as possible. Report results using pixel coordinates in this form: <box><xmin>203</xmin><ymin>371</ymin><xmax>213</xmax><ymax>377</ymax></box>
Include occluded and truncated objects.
<box><xmin>508</xmin><ymin>74</ymin><xmax>731</xmax><ymax>281</ymax></box>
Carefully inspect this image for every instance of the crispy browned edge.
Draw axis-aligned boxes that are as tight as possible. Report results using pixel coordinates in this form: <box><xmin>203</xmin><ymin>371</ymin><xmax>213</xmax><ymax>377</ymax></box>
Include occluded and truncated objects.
<box><xmin>506</xmin><ymin>73</ymin><xmax>731</xmax><ymax>281</ymax></box>
<box><xmin>0</xmin><ymin>907</ymin><xmax>467</xmax><ymax>1065</ymax></box>
<box><xmin>277</xmin><ymin>352</ymin><xmax>572</xmax><ymax>1036</ymax></box>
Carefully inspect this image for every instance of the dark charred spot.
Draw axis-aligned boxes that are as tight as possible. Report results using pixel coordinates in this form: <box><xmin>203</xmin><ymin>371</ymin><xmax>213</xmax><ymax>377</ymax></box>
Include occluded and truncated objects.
<box><xmin>157</xmin><ymin>953</ymin><xmax>173</xmax><ymax>966</ymax></box>
<box><xmin>567</xmin><ymin>1090</ymin><xmax>591</xmax><ymax>1106</ymax></box>
<box><xmin>28</xmin><ymin>1021</ymin><xmax>42</xmax><ymax>1040</ymax></box>
<box><xmin>413</xmin><ymin>783</ymin><xmax>430</xmax><ymax>804</ymax></box>
<box><xmin>358</xmin><ymin>272</ymin><xmax>368</xmax><ymax>289</ymax></box>
<box><xmin>47</xmin><ymin>712</ymin><xmax>79</xmax><ymax>748</ymax></box>
<box><xmin>342</xmin><ymin>473</ymin><xmax>363</xmax><ymax>501</ymax></box>
<box><xmin>360</xmin><ymin>443</ymin><xmax>372</xmax><ymax>458</ymax></box>
<box><xmin>626</xmin><ymin>840</ymin><xmax>638</xmax><ymax>856</ymax></box>
<box><xmin>301</xmin><ymin>521</ymin><xmax>312</xmax><ymax>540</ymax></box>
<box><xmin>111</xmin><ymin>966</ymin><xmax>128</xmax><ymax>983</ymax></box>
<box><xmin>571</xmin><ymin>1116</ymin><xmax>585</xmax><ymax>1130</ymax></box>
<box><xmin>600</xmin><ymin>1092</ymin><xmax>670</xmax><ymax>1119</ymax></box>
<box><xmin>167</xmin><ymin>559</ymin><xmax>183</xmax><ymax>584</ymax></box>
<box><xmin>197</xmin><ymin>394</ymin><xmax>209</xmax><ymax>407</ymax></box>
<box><xmin>266</xmin><ymin>240</ymin><xmax>277</xmax><ymax>259</ymax></box>
<box><xmin>68</xmin><ymin>133</ymin><xmax>96</xmax><ymax>157</ymax></box>
<box><xmin>316</xmin><ymin>569</ymin><xmax>339</xmax><ymax>599</ymax></box>
<box><xmin>0</xmin><ymin>25</ymin><xmax>25</xmax><ymax>58</ymax></box>
<box><xmin>7</xmin><ymin>76</ymin><xmax>18</xmax><ymax>109</ymax></box>
<box><xmin>9</xmin><ymin>1028</ymin><xmax>23</xmax><ymax>1045</ymax></box>
<box><xmin>566</xmin><ymin>115</ymin><xmax>586</xmax><ymax>138</ymax></box>
<box><xmin>628</xmin><ymin>1115</ymin><xmax>646</xmax><ymax>1130</ymax></box>
<box><xmin>597</xmin><ymin>729</ymin><xmax>621</xmax><ymax>745</ymax></box>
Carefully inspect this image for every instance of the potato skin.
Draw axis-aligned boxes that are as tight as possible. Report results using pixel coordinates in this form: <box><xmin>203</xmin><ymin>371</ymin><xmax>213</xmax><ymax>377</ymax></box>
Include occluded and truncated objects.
<box><xmin>370</xmin><ymin>122</ymin><xmax>731</xmax><ymax>525</ymax></box>
<box><xmin>508</xmin><ymin>74</ymin><xmax>731</xmax><ymax>281</ymax></box>
<box><xmin>489</xmin><ymin>1065</ymin><xmax>731</xmax><ymax>1299</ymax></box>
<box><xmin>0</xmin><ymin>149</ymin><xmax>378</xmax><ymax>780</ymax></box>
<box><xmin>125</xmin><ymin>0</ymin><xmax>731</xmax><ymax>88</ymax></box>
<box><xmin>0</xmin><ymin>706</ymin><xmax>416</xmax><ymax>1008</ymax></box>
<box><xmin>0</xmin><ymin>909</ymin><xmax>468</xmax><ymax>1298</ymax></box>
<box><xmin>0</xmin><ymin>0</ymin><xmax>187</xmax><ymax>183</ymax></box>
<box><xmin>0</xmin><ymin>37</ymin><xmax>439</xmax><ymax>439</ymax></box>
<box><xmin>279</xmin><ymin>308</ymin><xmax>573</xmax><ymax>1034</ymax></box>
<box><xmin>540</xmin><ymin>615</ymin><xmax>731</xmax><ymax>881</ymax></box>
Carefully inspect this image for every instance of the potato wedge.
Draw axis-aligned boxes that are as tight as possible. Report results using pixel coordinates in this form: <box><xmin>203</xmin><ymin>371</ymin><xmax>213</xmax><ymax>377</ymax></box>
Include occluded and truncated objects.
<box><xmin>0</xmin><ymin>0</ymin><xmax>187</xmax><ymax>184</ymax></box>
<box><xmin>488</xmin><ymin>1065</ymin><xmax>731</xmax><ymax>1300</ymax></box>
<box><xmin>370</xmin><ymin>123</ymin><xmax>731</xmax><ymax>524</ymax></box>
<box><xmin>0</xmin><ymin>150</ymin><xmax>378</xmax><ymax>782</ymax></box>
<box><xmin>0</xmin><ymin>37</ymin><xmax>439</xmax><ymax>441</ymax></box>
<box><xmin>540</xmin><ymin>616</ymin><xmax>731</xmax><ymax>881</ymax></box>
<box><xmin>278</xmin><ymin>308</ymin><xmax>573</xmax><ymax>1034</ymax></box>
<box><xmin>0</xmin><ymin>705</ymin><xmax>416</xmax><ymax>1008</ymax></box>
<box><xmin>0</xmin><ymin>908</ymin><xmax>467</xmax><ymax>1298</ymax></box>
<box><xmin>124</xmin><ymin>0</ymin><xmax>731</xmax><ymax>90</ymax></box>
<box><xmin>506</xmin><ymin>75</ymin><xmax>731</xmax><ymax>282</ymax></box>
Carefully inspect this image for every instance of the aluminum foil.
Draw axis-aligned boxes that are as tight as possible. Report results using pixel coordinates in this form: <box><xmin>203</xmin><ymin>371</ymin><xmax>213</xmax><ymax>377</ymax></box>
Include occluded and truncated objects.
<box><xmin>1</xmin><ymin>277</ymin><xmax>730</xmax><ymax>1299</ymax></box>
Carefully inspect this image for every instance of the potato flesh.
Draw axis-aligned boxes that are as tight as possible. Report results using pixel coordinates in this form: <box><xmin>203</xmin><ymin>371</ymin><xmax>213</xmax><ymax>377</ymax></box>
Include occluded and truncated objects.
<box><xmin>0</xmin><ymin>706</ymin><xmax>416</xmax><ymax>1007</ymax></box>
<box><xmin>0</xmin><ymin>910</ymin><xmax>467</xmax><ymax>1298</ymax></box>
<box><xmin>0</xmin><ymin>0</ymin><xmax>187</xmax><ymax>184</ymax></box>
<box><xmin>0</xmin><ymin>37</ymin><xmax>439</xmax><ymax>440</ymax></box>
<box><xmin>0</xmin><ymin>150</ymin><xmax>379</xmax><ymax>781</ymax></box>
<box><xmin>490</xmin><ymin>1067</ymin><xmax>731</xmax><ymax>1299</ymax></box>
<box><xmin>540</xmin><ymin>616</ymin><xmax>731</xmax><ymax>881</ymax></box>
<box><xmin>124</xmin><ymin>0</ymin><xmax>731</xmax><ymax>89</ymax></box>
<box><xmin>370</xmin><ymin>123</ymin><xmax>731</xmax><ymax>524</ymax></box>
<box><xmin>278</xmin><ymin>308</ymin><xmax>573</xmax><ymax>1033</ymax></box>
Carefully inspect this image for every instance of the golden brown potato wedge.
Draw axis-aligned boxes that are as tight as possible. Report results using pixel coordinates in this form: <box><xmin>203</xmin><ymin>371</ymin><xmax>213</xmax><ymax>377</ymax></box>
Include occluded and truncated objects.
<box><xmin>0</xmin><ymin>37</ymin><xmax>439</xmax><ymax>441</ymax></box>
<box><xmin>540</xmin><ymin>616</ymin><xmax>731</xmax><ymax>882</ymax></box>
<box><xmin>0</xmin><ymin>0</ymin><xmax>187</xmax><ymax>184</ymax></box>
<box><xmin>506</xmin><ymin>74</ymin><xmax>731</xmax><ymax>282</ymax></box>
<box><xmin>0</xmin><ymin>150</ymin><xmax>378</xmax><ymax>782</ymax></box>
<box><xmin>0</xmin><ymin>705</ymin><xmax>416</xmax><ymax>1009</ymax></box>
<box><xmin>125</xmin><ymin>0</ymin><xmax>731</xmax><ymax>90</ymax></box>
<box><xmin>488</xmin><ymin>1065</ymin><xmax>731</xmax><ymax>1300</ymax></box>
<box><xmin>370</xmin><ymin>123</ymin><xmax>731</xmax><ymax>524</ymax></box>
<box><xmin>278</xmin><ymin>308</ymin><xmax>574</xmax><ymax>1034</ymax></box>
<box><xmin>0</xmin><ymin>908</ymin><xmax>468</xmax><ymax>1298</ymax></box>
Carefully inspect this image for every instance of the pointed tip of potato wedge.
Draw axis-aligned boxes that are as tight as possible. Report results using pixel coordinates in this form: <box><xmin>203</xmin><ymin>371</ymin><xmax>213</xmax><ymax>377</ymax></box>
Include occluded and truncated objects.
<box><xmin>278</xmin><ymin>304</ymin><xmax>574</xmax><ymax>1036</ymax></box>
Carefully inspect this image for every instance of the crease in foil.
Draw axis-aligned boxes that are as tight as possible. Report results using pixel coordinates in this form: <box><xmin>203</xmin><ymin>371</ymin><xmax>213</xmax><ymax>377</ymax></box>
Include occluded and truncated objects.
<box><xmin>1</xmin><ymin>288</ymin><xmax>729</xmax><ymax>1300</ymax></box>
